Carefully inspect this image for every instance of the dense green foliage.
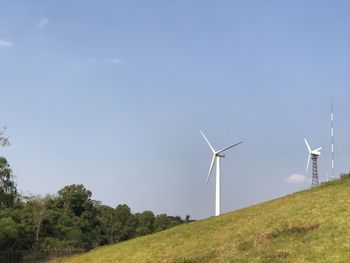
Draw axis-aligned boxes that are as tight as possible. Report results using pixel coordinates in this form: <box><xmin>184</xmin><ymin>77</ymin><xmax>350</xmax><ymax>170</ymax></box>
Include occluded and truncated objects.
<box><xmin>0</xmin><ymin>157</ymin><xmax>18</xmax><ymax>209</ymax></box>
<box><xmin>58</xmin><ymin>173</ymin><xmax>350</xmax><ymax>263</ymax></box>
<box><xmin>0</xmin><ymin>157</ymin><xmax>191</xmax><ymax>258</ymax></box>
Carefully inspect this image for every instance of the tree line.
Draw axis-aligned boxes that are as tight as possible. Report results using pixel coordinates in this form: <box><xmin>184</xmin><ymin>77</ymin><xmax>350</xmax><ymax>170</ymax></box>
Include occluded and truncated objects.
<box><xmin>0</xmin><ymin>156</ymin><xmax>193</xmax><ymax>257</ymax></box>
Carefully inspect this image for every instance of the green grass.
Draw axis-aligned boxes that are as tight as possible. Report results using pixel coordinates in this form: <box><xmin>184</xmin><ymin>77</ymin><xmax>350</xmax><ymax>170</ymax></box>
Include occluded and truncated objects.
<box><xmin>55</xmin><ymin>177</ymin><xmax>350</xmax><ymax>262</ymax></box>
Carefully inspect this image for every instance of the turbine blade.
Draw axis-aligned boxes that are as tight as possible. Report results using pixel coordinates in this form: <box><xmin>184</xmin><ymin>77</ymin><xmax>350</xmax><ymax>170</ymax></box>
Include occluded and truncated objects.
<box><xmin>216</xmin><ymin>141</ymin><xmax>243</xmax><ymax>154</ymax></box>
<box><xmin>304</xmin><ymin>138</ymin><xmax>311</xmax><ymax>153</ymax></box>
<box><xmin>314</xmin><ymin>147</ymin><xmax>323</xmax><ymax>152</ymax></box>
<box><xmin>200</xmin><ymin>130</ymin><xmax>215</xmax><ymax>153</ymax></box>
<box><xmin>205</xmin><ymin>155</ymin><xmax>216</xmax><ymax>189</ymax></box>
<box><xmin>306</xmin><ymin>154</ymin><xmax>311</xmax><ymax>172</ymax></box>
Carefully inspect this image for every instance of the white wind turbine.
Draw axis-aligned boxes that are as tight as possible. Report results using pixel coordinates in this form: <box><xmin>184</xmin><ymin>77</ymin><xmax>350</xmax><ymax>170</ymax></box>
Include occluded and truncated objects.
<box><xmin>304</xmin><ymin>137</ymin><xmax>323</xmax><ymax>187</ymax></box>
<box><xmin>201</xmin><ymin>131</ymin><xmax>243</xmax><ymax>216</ymax></box>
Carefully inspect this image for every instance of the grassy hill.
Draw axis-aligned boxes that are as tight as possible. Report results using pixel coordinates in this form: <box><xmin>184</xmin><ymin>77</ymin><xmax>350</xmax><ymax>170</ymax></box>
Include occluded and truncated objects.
<box><xmin>55</xmin><ymin>176</ymin><xmax>350</xmax><ymax>262</ymax></box>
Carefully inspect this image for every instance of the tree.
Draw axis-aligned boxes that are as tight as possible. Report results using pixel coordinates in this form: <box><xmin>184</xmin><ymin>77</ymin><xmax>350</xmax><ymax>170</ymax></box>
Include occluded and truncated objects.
<box><xmin>22</xmin><ymin>195</ymin><xmax>52</xmax><ymax>245</ymax></box>
<box><xmin>97</xmin><ymin>205</ymin><xmax>118</xmax><ymax>245</ymax></box>
<box><xmin>135</xmin><ymin>211</ymin><xmax>154</xmax><ymax>236</ymax></box>
<box><xmin>153</xmin><ymin>214</ymin><xmax>171</xmax><ymax>232</ymax></box>
<box><xmin>114</xmin><ymin>204</ymin><xmax>136</xmax><ymax>241</ymax></box>
<box><xmin>57</xmin><ymin>184</ymin><xmax>92</xmax><ymax>217</ymax></box>
<box><xmin>55</xmin><ymin>184</ymin><xmax>101</xmax><ymax>249</ymax></box>
<box><xmin>153</xmin><ymin>214</ymin><xmax>184</xmax><ymax>232</ymax></box>
<box><xmin>0</xmin><ymin>157</ymin><xmax>18</xmax><ymax>209</ymax></box>
<box><xmin>0</xmin><ymin>217</ymin><xmax>18</xmax><ymax>250</ymax></box>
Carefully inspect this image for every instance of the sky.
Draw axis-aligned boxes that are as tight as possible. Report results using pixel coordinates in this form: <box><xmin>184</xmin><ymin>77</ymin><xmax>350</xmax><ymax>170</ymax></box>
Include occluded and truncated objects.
<box><xmin>0</xmin><ymin>1</ymin><xmax>349</xmax><ymax>219</ymax></box>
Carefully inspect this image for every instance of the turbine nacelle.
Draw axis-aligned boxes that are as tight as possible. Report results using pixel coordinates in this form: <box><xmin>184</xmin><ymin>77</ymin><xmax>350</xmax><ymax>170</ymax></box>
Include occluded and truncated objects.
<box><xmin>311</xmin><ymin>148</ymin><xmax>322</xmax><ymax>156</ymax></box>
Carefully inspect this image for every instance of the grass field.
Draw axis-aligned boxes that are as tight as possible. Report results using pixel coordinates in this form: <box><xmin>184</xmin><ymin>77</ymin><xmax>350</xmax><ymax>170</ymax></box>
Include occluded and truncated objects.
<box><xmin>55</xmin><ymin>176</ymin><xmax>350</xmax><ymax>262</ymax></box>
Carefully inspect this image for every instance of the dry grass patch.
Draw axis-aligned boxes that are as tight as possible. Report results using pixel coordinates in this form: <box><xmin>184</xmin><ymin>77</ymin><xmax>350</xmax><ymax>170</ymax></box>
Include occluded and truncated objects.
<box><xmin>238</xmin><ymin>220</ymin><xmax>321</xmax><ymax>260</ymax></box>
<box><xmin>263</xmin><ymin>221</ymin><xmax>321</xmax><ymax>239</ymax></box>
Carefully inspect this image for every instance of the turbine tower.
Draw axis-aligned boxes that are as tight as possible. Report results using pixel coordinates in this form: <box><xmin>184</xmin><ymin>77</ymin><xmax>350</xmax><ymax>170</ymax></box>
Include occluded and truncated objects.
<box><xmin>200</xmin><ymin>131</ymin><xmax>242</xmax><ymax>216</ymax></box>
<box><xmin>304</xmin><ymin>138</ymin><xmax>322</xmax><ymax>187</ymax></box>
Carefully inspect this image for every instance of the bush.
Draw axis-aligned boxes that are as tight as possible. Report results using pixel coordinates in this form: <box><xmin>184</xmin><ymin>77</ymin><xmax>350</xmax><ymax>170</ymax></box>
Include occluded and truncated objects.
<box><xmin>340</xmin><ymin>173</ymin><xmax>350</xmax><ymax>178</ymax></box>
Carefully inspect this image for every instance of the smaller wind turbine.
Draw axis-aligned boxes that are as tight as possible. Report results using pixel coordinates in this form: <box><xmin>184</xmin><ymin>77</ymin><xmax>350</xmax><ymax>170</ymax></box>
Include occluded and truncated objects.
<box><xmin>304</xmin><ymin>137</ymin><xmax>322</xmax><ymax>187</ymax></box>
<box><xmin>201</xmin><ymin>131</ymin><xmax>242</xmax><ymax>216</ymax></box>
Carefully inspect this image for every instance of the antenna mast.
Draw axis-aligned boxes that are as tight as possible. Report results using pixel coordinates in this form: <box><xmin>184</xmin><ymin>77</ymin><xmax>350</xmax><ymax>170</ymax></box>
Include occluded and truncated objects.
<box><xmin>331</xmin><ymin>100</ymin><xmax>335</xmax><ymax>179</ymax></box>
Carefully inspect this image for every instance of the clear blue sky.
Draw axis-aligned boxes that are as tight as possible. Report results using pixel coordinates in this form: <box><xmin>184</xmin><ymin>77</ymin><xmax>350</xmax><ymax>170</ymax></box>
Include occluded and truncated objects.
<box><xmin>0</xmin><ymin>1</ymin><xmax>349</xmax><ymax>219</ymax></box>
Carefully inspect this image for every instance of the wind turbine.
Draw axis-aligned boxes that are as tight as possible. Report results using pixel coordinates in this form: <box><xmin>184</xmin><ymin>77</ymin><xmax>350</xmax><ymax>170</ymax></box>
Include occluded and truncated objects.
<box><xmin>200</xmin><ymin>131</ymin><xmax>242</xmax><ymax>216</ymax></box>
<box><xmin>304</xmin><ymin>137</ymin><xmax>322</xmax><ymax>187</ymax></box>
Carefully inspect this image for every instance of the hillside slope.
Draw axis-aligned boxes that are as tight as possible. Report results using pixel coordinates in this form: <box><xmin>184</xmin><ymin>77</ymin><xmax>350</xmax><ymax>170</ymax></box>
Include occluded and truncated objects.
<box><xmin>56</xmin><ymin>177</ymin><xmax>350</xmax><ymax>262</ymax></box>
